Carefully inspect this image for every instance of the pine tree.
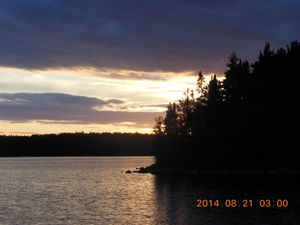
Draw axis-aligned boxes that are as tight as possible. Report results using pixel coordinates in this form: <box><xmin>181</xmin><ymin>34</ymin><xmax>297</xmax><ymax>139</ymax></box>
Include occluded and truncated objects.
<box><xmin>164</xmin><ymin>103</ymin><xmax>178</xmax><ymax>139</ymax></box>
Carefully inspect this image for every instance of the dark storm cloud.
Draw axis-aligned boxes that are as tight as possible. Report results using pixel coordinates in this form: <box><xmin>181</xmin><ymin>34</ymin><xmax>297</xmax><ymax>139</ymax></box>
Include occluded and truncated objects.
<box><xmin>0</xmin><ymin>0</ymin><xmax>299</xmax><ymax>74</ymax></box>
<box><xmin>0</xmin><ymin>93</ymin><xmax>161</xmax><ymax>125</ymax></box>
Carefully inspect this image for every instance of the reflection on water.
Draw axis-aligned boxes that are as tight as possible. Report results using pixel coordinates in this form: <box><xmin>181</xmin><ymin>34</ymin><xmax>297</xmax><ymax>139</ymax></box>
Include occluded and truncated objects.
<box><xmin>154</xmin><ymin>174</ymin><xmax>300</xmax><ymax>225</ymax></box>
<box><xmin>0</xmin><ymin>157</ymin><xmax>157</xmax><ymax>225</ymax></box>
<box><xmin>0</xmin><ymin>157</ymin><xmax>299</xmax><ymax>225</ymax></box>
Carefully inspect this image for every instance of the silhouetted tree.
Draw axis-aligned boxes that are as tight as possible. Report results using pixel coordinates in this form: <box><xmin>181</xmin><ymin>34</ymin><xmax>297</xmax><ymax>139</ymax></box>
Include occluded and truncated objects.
<box><xmin>153</xmin><ymin>116</ymin><xmax>164</xmax><ymax>136</ymax></box>
<box><xmin>205</xmin><ymin>75</ymin><xmax>223</xmax><ymax>139</ymax></box>
<box><xmin>164</xmin><ymin>103</ymin><xmax>179</xmax><ymax>140</ymax></box>
<box><xmin>177</xmin><ymin>89</ymin><xmax>195</xmax><ymax>139</ymax></box>
<box><xmin>223</xmin><ymin>52</ymin><xmax>250</xmax><ymax>104</ymax></box>
<box><xmin>207</xmin><ymin>75</ymin><xmax>222</xmax><ymax>107</ymax></box>
<box><xmin>153</xmin><ymin>41</ymin><xmax>300</xmax><ymax>170</ymax></box>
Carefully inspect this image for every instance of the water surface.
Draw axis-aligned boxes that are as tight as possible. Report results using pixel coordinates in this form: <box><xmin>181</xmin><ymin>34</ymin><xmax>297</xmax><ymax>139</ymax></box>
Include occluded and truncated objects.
<box><xmin>0</xmin><ymin>157</ymin><xmax>299</xmax><ymax>224</ymax></box>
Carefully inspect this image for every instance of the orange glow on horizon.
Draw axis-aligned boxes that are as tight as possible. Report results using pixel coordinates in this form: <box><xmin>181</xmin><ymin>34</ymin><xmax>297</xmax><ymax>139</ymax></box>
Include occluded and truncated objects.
<box><xmin>0</xmin><ymin>66</ymin><xmax>223</xmax><ymax>135</ymax></box>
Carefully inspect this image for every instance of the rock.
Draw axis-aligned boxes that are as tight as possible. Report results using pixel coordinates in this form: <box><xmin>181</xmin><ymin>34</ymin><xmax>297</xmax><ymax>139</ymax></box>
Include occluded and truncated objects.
<box><xmin>125</xmin><ymin>170</ymin><xmax>132</xmax><ymax>174</ymax></box>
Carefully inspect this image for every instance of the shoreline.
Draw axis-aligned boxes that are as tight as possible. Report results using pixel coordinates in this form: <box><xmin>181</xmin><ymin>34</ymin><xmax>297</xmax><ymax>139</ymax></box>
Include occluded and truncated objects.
<box><xmin>130</xmin><ymin>164</ymin><xmax>300</xmax><ymax>176</ymax></box>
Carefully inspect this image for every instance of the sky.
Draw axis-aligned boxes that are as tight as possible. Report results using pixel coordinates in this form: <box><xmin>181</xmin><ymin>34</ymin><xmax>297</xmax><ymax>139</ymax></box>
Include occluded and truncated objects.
<box><xmin>0</xmin><ymin>0</ymin><xmax>300</xmax><ymax>135</ymax></box>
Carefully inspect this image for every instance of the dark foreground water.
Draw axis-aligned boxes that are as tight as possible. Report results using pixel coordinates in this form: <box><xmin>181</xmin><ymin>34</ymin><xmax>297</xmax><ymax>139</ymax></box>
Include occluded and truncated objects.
<box><xmin>0</xmin><ymin>157</ymin><xmax>299</xmax><ymax>225</ymax></box>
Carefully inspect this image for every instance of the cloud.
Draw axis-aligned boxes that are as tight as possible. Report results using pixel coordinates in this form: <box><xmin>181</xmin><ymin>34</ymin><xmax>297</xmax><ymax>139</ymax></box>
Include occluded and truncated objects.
<box><xmin>0</xmin><ymin>92</ymin><xmax>162</xmax><ymax>125</ymax></box>
<box><xmin>0</xmin><ymin>0</ymin><xmax>299</xmax><ymax>74</ymax></box>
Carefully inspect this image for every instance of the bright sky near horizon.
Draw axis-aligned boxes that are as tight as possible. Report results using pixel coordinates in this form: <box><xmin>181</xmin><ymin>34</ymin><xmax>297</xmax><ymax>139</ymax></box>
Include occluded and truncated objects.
<box><xmin>1</xmin><ymin>0</ymin><xmax>300</xmax><ymax>135</ymax></box>
<box><xmin>0</xmin><ymin>66</ymin><xmax>200</xmax><ymax>134</ymax></box>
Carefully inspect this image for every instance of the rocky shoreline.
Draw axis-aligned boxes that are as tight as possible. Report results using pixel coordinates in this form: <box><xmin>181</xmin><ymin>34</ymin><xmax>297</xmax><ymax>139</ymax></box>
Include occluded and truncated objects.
<box><xmin>125</xmin><ymin>164</ymin><xmax>300</xmax><ymax>176</ymax></box>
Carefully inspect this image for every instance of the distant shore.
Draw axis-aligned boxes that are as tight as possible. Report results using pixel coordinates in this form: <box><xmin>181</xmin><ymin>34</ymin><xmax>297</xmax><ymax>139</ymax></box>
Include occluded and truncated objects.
<box><xmin>0</xmin><ymin>132</ymin><xmax>154</xmax><ymax>156</ymax></box>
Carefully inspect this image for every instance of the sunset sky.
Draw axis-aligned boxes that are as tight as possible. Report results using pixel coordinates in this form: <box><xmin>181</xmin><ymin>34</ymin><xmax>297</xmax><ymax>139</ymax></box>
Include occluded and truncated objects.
<box><xmin>1</xmin><ymin>0</ymin><xmax>300</xmax><ymax>135</ymax></box>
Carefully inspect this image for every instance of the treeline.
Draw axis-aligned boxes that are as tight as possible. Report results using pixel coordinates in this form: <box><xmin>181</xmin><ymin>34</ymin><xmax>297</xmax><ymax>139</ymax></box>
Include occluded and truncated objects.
<box><xmin>154</xmin><ymin>41</ymin><xmax>300</xmax><ymax>170</ymax></box>
<box><xmin>0</xmin><ymin>132</ymin><xmax>154</xmax><ymax>156</ymax></box>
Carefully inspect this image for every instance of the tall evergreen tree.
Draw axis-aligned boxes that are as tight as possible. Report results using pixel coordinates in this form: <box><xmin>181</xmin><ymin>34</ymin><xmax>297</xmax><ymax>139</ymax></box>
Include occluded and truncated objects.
<box><xmin>223</xmin><ymin>52</ymin><xmax>250</xmax><ymax>104</ymax></box>
<box><xmin>207</xmin><ymin>75</ymin><xmax>222</xmax><ymax>107</ymax></box>
<box><xmin>177</xmin><ymin>89</ymin><xmax>195</xmax><ymax>138</ymax></box>
<box><xmin>164</xmin><ymin>103</ymin><xmax>178</xmax><ymax>139</ymax></box>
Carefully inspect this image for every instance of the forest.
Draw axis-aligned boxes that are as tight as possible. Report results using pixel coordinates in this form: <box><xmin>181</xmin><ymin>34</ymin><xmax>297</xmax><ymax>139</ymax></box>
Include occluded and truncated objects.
<box><xmin>0</xmin><ymin>133</ymin><xmax>154</xmax><ymax>156</ymax></box>
<box><xmin>153</xmin><ymin>41</ymin><xmax>300</xmax><ymax>170</ymax></box>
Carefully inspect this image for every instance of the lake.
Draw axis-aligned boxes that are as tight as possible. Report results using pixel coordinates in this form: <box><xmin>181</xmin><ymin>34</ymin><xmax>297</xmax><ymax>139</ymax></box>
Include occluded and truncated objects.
<box><xmin>0</xmin><ymin>157</ymin><xmax>299</xmax><ymax>225</ymax></box>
